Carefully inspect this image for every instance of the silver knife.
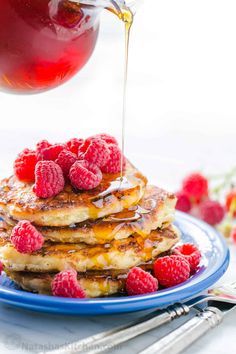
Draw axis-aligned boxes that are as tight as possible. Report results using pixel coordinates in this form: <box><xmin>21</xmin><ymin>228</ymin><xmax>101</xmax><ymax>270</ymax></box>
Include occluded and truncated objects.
<box><xmin>138</xmin><ymin>301</ymin><xmax>236</xmax><ymax>354</ymax></box>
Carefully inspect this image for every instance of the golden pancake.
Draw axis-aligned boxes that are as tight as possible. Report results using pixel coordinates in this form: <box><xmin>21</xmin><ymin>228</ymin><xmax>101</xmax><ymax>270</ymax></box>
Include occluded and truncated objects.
<box><xmin>1</xmin><ymin>185</ymin><xmax>176</xmax><ymax>245</ymax></box>
<box><xmin>0</xmin><ymin>161</ymin><xmax>147</xmax><ymax>227</ymax></box>
<box><xmin>5</xmin><ymin>261</ymin><xmax>162</xmax><ymax>298</ymax></box>
<box><xmin>6</xmin><ymin>269</ymin><xmax>126</xmax><ymax>298</ymax></box>
<box><xmin>0</xmin><ymin>225</ymin><xmax>180</xmax><ymax>272</ymax></box>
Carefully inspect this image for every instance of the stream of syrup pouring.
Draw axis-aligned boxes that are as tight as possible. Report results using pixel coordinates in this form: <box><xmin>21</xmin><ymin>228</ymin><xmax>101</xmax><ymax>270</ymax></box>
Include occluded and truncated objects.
<box><xmin>106</xmin><ymin>3</ymin><xmax>133</xmax><ymax>185</ymax></box>
<box><xmin>88</xmin><ymin>3</ymin><xmax>135</xmax><ymax>208</ymax></box>
<box><xmin>117</xmin><ymin>7</ymin><xmax>133</xmax><ymax>179</ymax></box>
<box><xmin>97</xmin><ymin>2</ymin><xmax>133</xmax><ymax>182</ymax></box>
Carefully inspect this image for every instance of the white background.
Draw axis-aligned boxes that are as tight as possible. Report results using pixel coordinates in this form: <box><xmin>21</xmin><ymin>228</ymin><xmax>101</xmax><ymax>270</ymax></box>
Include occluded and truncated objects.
<box><xmin>0</xmin><ymin>1</ymin><xmax>235</xmax><ymax>354</ymax></box>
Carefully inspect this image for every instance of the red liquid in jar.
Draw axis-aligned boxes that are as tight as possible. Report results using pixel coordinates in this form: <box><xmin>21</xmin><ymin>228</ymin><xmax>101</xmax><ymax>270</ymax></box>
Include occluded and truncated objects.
<box><xmin>0</xmin><ymin>0</ymin><xmax>99</xmax><ymax>93</ymax></box>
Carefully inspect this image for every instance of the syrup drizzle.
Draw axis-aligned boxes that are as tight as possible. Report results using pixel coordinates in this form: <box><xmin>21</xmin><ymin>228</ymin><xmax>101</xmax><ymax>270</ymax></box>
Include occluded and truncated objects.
<box><xmin>105</xmin><ymin>205</ymin><xmax>151</xmax><ymax>222</ymax></box>
<box><xmin>89</xmin><ymin>6</ymin><xmax>135</xmax><ymax>215</ymax></box>
<box><xmin>94</xmin><ymin>176</ymin><xmax>133</xmax><ymax>199</ymax></box>
<box><xmin>108</xmin><ymin>4</ymin><xmax>133</xmax><ymax>180</ymax></box>
<box><xmin>120</xmin><ymin>10</ymin><xmax>133</xmax><ymax>178</ymax></box>
<box><xmin>91</xmin><ymin>176</ymin><xmax>134</xmax><ymax>209</ymax></box>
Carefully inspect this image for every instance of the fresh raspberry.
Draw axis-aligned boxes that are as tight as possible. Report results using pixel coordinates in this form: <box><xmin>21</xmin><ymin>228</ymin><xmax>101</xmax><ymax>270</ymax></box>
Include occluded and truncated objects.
<box><xmin>33</xmin><ymin>161</ymin><xmax>65</xmax><ymax>198</ymax></box>
<box><xmin>79</xmin><ymin>138</ymin><xmax>110</xmax><ymax>168</ymax></box>
<box><xmin>37</xmin><ymin>143</ymin><xmax>65</xmax><ymax>161</ymax></box>
<box><xmin>69</xmin><ymin>160</ymin><xmax>102</xmax><ymax>190</ymax></box>
<box><xmin>14</xmin><ymin>149</ymin><xmax>37</xmax><ymax>183</ymax></box>
<box><xmin>173</xmin><ymin>243</ymin><xmax>201</xmax><ymax>272</ymax></box>
<box><xmin>126</xmin><ymin>267</ymin><xmax>158</xmax><ymax>296</ymax></box>
<box><xmin>154</xmin><ymin>255</ymin><xmax>190</xmax><ymax>287</ymax></box>
<box><xmin>10</xmin><ymin>220</ymin><xmax>44</xmax><ymax>254</ymax></box>
<box><xmin>77</xmin><ymin>135</ymin><xmax>102</xmax><ymax>151</ymax></box>
<box><xmin>182</xmin><ymin>173</ymin><xmax>208</xmax><ymax>201</ymax></box>
<box><xmin>175</xmin><ymin>191</ymin><xmax>192</xmax><ymax>212</ymax></box>
<box><xmin>231</xmin><ymin>228</ymin><xmax>236</xmax><ymax>244</ymax></box>
<box><xmin>36</xmin><ymin>140</ymin><xmax>52</xmax><ymax>159</ymax></box>
<box><xmin>65</xmin><ymin>138</ymin><xmax>84</xmax><ymax>155</ymax></box>
<box><xmin>78</xmin><ymin>137</ymin><xmax>97</xmax><ymax>154</ymax></box>
<box><xmin>199</xmin><ymin>200</ymin><xmax>225</xmax><ymax>226</ymax></box>
<box><xmin>101</xmin><ymin>144</ymin><xmax>125</xmax><ymax>174</ymax></box>
<box><xmin>52</xmin><ymin>269</ymin><xmax>86</xmax><ymax>298</ymax></box>
<box><xmin>0</xmin><ymin>261</ymin><xmax>3</xmax><ymax>274</ymax></box>
<box><xmin>226</xmin><ymin>190</ymin><xmax>236</xmax><ymax>217</ymax></box>
<box><xmin>55</xmin><ymin>150</ymin><xmax>77</xmax><ymax>177</ymax></box>
<box><xmin>91</xmin><ymin>133</ymin><xmax>118</xmax><ymax>146</ymax></box>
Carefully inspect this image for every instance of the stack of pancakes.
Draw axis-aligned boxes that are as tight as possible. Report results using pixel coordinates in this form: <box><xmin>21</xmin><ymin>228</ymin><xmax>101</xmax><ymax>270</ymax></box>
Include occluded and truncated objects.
<box><xmin>0</xmin><ymin>161</ymin><xmax>179</xmax><ymax>297</ymax></box>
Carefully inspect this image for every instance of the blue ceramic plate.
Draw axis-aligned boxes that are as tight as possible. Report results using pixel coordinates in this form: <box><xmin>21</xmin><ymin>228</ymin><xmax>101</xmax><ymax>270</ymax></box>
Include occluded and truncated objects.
<box><xmin>0</xmin><ymin>212</ymin><xmax>229</xmax><ymax>315</ymax></box>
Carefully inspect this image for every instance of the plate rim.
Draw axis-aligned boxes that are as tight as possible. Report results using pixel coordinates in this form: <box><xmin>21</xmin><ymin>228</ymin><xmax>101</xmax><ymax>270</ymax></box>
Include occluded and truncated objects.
<box><xmin>0</xmin><ymin>212</ymin><xmax>230</xmax><ymax>315</ymax></box>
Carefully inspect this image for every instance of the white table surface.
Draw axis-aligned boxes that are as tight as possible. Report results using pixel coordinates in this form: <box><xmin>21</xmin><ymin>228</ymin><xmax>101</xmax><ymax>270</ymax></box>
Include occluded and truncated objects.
<box><xmin>1</xmin><ymin>1</ymin><xmax>236</xmax><ymax>353</ymax></box>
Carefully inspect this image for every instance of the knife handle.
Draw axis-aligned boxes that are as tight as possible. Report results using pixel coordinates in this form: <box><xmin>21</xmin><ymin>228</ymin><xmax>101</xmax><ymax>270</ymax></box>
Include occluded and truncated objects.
<box><xmin>138</xmin><ymin>307</ymin><xmax>223</xmax><ymax>354</ymax></box>
<box><xmin>39</xmin><ymin>304</ymin><xmax>190</xmax><ymax>354</ymax></box>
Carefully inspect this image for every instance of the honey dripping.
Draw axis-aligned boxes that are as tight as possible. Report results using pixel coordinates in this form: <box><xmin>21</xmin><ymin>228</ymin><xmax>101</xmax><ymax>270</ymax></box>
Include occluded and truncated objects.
<box><xmin>107</xmin><ymin>4</ymin><xmax>133</xmax><ymax>181</ymax></box>
<box><xmin>120</xmin><ymin>9</ymin><xmax>133</xmax><ymax>180</ymax></box>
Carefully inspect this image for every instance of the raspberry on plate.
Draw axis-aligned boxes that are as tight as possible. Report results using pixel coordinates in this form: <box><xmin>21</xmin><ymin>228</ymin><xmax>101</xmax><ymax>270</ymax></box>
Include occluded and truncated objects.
<box><xmin>37</xmin><ymin>143</ymin><xmax>65</xmax><ymax>161</ymax></box>
<box><xmin>175</xmin><ymin>191</ymin><xmax>192</xmax><ymax>212</ymax></box>
<box><xmin>154</xmin><ymin>255</ymin><xmax>190</xmax><ymax>287</ymax></box>
<box><xmin>226</xmin><ymin>190</ymin><xmax>236</xmax><ymax>217</ymax></box>
<box><xmin>52</xmin><ymin>269</ymin><xmax>86</xmax><ymax>298</ymax></box>
<box><xmin>101</xmin><ymin>144</ymin><xmax>125</xmax><ymax>174</ymax></box>
<box><xmin>14</xmin><ymin>149</ymin><xmax>37</xmax><ymax>183</ymax></box>
<box><xmin>79</xmin><ymin>138</ymin><xmax>110</xmax><ymax>168</ymax></box>
<box><xmin>91</xmin><ymin>133</ymin><xmax>118</xmax><ymax>146</ymax></box>
<box><xmin>66</xmin><ymin>138</ymin><xmax>84</xmax><ymax>155</ymax></box>
<box><xmin>199</xmin><ymin>200</ymin><xmax>225</xmax><ymax>226</ymax></box>
<box><xmin>126</xmin><ymin>267</ymin><xmax>158</xmax><ymax>296</ymax></box>
<box><xmin>55</xmin><ymin>150</ymin><xmax>77</xmax><ymax>177</ymax></box>
<box><xmin>173</xmin><ymin>243</ymin><xmax>201</xmax><ymax>272</ymax></box>
<box><xmin>33</xmin><ymin>161</ymin><xmax>65</xmax><ymax>198</ymax></box>
<box><xmin>0</xmin><ymin>261</ymin><xmax>3</xmax><ymax>274</ymax></box>
<box><xmin>10</xmin><ymin>220</ymin><xmax>44</xmax><ymax>253</ymax></box>
<box><xmin>182</xmin><ymin>173</ymin><xmax>208</xmax><ymax>201</ymax></box>
<box><xmin>69</xmin><ymin>160</ymin><xmax>102</xmax><ymax>190</ymax></box>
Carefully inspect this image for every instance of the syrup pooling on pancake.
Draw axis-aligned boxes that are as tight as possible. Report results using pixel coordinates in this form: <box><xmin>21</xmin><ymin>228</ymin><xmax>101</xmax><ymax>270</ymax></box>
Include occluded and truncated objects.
<box><xmin>43</xmin><ymin>185</ymin><xmax>176</xmax><ymax>244</ymax></box>
<box><xmin>0</xmin><ymin>226</ymin><xmax>180</xmax><ymax>272</ymax></box>
<box><xmin>0</xmin><ymin>161</ymin><xmax>147</xmax><ymax>226</ymax></box>
<box><xmin>91</xmin><ymin>176</ymin><xmax>133</xmax><ymax>205</ymax></box>
<box><xmin>0</xmin><ymin>185</ymin><xmax>176</xmax><ymax>245</ymax></box>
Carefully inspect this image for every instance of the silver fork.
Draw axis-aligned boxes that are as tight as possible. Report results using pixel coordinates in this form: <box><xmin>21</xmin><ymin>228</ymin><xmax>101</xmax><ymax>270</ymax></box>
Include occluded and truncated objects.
<box><xmin>138</xmin><ymin>281</ymin><xmax>236</xmax><ymax>354</ymax></box>
<box><xmin>40</xmin><ymin>281</ymin><xmax>236</xmax><ymax>354</ymax></box>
